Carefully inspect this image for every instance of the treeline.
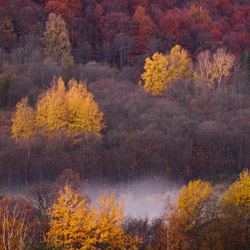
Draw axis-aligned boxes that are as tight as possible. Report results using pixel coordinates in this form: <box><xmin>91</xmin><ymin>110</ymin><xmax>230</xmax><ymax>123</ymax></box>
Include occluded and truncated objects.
<box><xmin>2</xmin><ymin>63</ymin><xmax>250</xmax><ymax>185</ymax></box>
<box><xmin>0</xmin><ymin>0</ymin><xmax>250</xmax><ymax>65</ymax></box>
<box><xmin>0</xmin><ymin>169</ymin><xmax>249</xmax><ymax>250</ymax></box>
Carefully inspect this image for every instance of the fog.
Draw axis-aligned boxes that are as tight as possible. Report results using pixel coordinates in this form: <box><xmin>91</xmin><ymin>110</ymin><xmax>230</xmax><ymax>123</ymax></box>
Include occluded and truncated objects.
<box><xmin>86</xmin><ymin>178</ymin><xmax>180</xmax><ymax>219</ymax></box>
<box><xmin>0</xmin><ymin>178</ymin><xmax>180</xmax><ymax>220</ymax></box>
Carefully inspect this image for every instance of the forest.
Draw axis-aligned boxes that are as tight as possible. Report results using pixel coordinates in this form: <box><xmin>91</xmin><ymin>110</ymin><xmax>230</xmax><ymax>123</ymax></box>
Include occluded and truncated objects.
<box><xmin>0</xmin><ymin>0</ymin><xmax>250</xmax><ymax>249</ymax></box>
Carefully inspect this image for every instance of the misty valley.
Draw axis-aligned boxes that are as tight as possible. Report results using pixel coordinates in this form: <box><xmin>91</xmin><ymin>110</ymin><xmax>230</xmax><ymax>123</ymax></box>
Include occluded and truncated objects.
<box><xmin>1</xmin><ymin>0</ymin><xmax>250</xmax><ymax>249</ymax></box>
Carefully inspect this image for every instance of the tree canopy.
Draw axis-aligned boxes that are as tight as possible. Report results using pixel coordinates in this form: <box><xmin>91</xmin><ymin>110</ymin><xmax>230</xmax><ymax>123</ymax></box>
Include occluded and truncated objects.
<box><xmin>12</xmin><ymin>77</ymin><xmax>105</xmax><ymax>142</ymax></box>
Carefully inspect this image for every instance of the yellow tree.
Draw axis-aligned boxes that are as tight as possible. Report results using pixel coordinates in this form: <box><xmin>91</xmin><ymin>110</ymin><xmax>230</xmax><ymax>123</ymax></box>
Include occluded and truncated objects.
<box><xmin>166</xmin><ymin>180</ymin><xmax>221</xmax><ymax>250</ymax></box>
<box><xmin>165</xmin><ymin>45</ymin><xmax>193</xmax><ymax>84</ymax></box>
<box><xmin>36</xmin><ymin>77</ymin><xmax>104</xmax><ymax>140</ymax></box>
<box><xmin>141</xmin><ymin>52</ymin><xmax>169</xmax><ymax>96</ymax></box>
<box><xmin>46</xmin><ymin>185</ymin><xmax>91</xmax><ymax>249</ymax></box>
<box><xmin>36</xmin><ymin>77</ymin><xmax>68</xmax><ymax>139</ymax></box>
<box><xmin>220</xmin><ymin>170</ymin><xmax>250</xmax><ymax>250</ymax></box>
<box><xmin>47</xmin><ymin>185</ymin><xmax>139</xmax><ymax>250</ymax></box>
<box><xmin>11</xmin><ymin>97</ymin><xmax>37</xmax><ymax>186</ymax></box>
<box><xmin>141</xmin><ymin>45</ymin><xmax>192</xmax><ymax>96</ymax></box>
<box><xmin>66</xmin><ymin>79</ymin><xmax>105</xmax><ymax>135</ymax></box>
<box><xmin>11</xmin><ymin>97</ymin><xmax>37</xmax><ymax>140</ymax></box>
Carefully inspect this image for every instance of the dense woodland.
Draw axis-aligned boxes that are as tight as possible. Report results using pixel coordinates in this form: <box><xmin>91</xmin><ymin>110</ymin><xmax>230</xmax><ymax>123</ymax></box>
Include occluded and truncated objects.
<box><xmin>0</xmin><ymin>0</ymin><xmax>250</xmax><ymax>185</ymax></box>
<box><xmin>0</xmin><ymin>0</ymin><xmax>250</xmax><ymax>249</ymax></box>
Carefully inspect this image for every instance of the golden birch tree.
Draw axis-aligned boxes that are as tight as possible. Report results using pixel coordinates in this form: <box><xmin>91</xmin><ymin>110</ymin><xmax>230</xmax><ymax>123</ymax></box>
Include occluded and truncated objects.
<box><xmin>36</xmin><ymin>77</ymin><xmax>68</xmax><ymax>139</ymax></box>
<box><xmin>47</xmin><ymin>185</ymin><xmax>139</xmax><ymax>250</ymax></box>
<box><xmin>141</xmin><ymin>52</ymin><xmax>169</xmax><ymax>96</ymax></box>
<box><xmin>11</xmin><ymin>97</ymin><xmax>37</xmax><ymax>186</ymax></box>
<box><xmin>220</xmin><ymin>170</ymin><xmax>250</xmax><ymax>250</ymax></box>
<box><xmin>165</xmin><ymin>45</ymin><xmax>193</xmax><ymax>84</ymax></box>
<box><xmin>166</xmin><ymin>180</ymin><xmax>222</xmax><ymax>250</ymax></box>
<box><xmin>141</xmin><ymin>45</ymin><xmax>193</xmax><ymax>96</ymax></box>
<box><xmin>12</xmin><ymin>77</ymin><xmax>104</xmax><ymax>145</ymax></box>
<box><xmin>36</xmin><ymin>77</ymin><xmax>104</xmax><ymax>140</ymax></box>
<box><xmin>11</xmin><ymin>97</ymin><xmax>37</xmax><ymax>140</ymax></box>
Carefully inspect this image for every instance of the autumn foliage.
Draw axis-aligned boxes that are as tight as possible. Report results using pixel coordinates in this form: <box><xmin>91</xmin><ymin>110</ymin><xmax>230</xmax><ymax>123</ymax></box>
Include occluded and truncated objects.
<box><xmin>12</xmin><ymin>77</ymin><xmax>104</xmax><ymax>142</ymax></box>
<box><xmin>47</xmin><ymin>185</ymin><xmax>140</xmax><ymax>250</ymax></box>
<box><xmin>142</xmin><ymin>45</ymin><xmax>193</xmax><ymax>95</ymax></box>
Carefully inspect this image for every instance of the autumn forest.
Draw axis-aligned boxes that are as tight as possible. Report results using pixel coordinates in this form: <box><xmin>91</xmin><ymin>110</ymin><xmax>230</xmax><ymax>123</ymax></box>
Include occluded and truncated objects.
<box><xmin>0</xmin><ymin>0</ymin><xmax>250</xmax><ymax>249</ymax></box>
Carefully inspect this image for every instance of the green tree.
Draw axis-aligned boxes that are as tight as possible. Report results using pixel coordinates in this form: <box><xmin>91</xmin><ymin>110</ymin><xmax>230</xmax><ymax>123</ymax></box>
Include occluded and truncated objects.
<box><xmin>240</xmin><ymin>51</ymin><xmax>250</xmax><ymax>78</ymax></box>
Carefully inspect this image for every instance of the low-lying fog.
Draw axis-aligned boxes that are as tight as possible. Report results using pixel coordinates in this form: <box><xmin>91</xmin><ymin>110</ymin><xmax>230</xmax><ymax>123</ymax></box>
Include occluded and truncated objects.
<box><xmin>0</xmin><ymin>177</ymin><xmax>180</xmax><ymax>219</ymax></box>
<box><xmin>86</xmin><ymin>178</ymin><xmax>180</xmax><ymax>219</ymax></box>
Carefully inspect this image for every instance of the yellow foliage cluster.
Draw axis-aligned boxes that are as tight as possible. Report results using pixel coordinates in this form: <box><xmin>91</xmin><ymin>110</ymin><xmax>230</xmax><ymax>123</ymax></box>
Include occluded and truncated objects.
<box><xmin>47</xmin><ymin>185</ymin><xmax>139</xmax><ymax>250</ymax></box>
<box><xmin>141</xmin><ymin>52</ymin><xmax>169</xmax><ymax>96</ymax></box>
<box><xmin>166</xmin><ymin>170</ymin><xmax>250</xmax><ymax>250</ymax></box>
<box><xmin>141</xmin><ymin>45</ymin><xmax>193</xmax><ymax>96</ymax></box>
<box><xmin>142</xmin><ymin>46</ymin><xmax>235</xmax><ymax>96</ymax></box>
<box><xmin>12</xmin><ymin>77</ymin><xmax>105</xmax><ymax>142</ymax></box>
<box><xmin>11</xmin><ymin>97</ymin><xmax>37</xmax><ymax>140</ymax></box>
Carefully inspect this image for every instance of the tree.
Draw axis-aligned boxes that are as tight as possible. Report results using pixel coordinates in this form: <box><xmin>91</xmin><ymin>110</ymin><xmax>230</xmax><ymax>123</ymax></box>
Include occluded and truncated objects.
<box><xmin>11</xmin><ymin>97</ymin><xmax>37</xmax><ymax>186</ymax></box>
<box><xmin>36</xmin><ymin>77</ymin><xmax>105</xmax><ymax>140</ymax></box>
<box><xmin>12</xmin><ymin>77</ymin><xmax>104</xmax><ymax>146</ymax></box>
<box><xmin>141</xmin><ymin>45</ymin><xmax>192</xmax><ymax>96</ymax></box>
<box><xmin>194</xmin><ymin>48</ymin><xmax>235</xmax><ymax>89</ymax></box>
<box><xmin>0</xmin><ymin>196</ymin><xmax>31</xmax><ymax>250</ymax></box>
<box><xmin>194</xmin><ymin>50</ymin><xmax>212</xmax><ymax>89</ymax></box>
<box><xmin>210</xmin><ymin>48</ymin><xmax>235</xmax><ymax>89</ymax></box>
<box><xmin>11</xmin><ymin>97</ymin><xmax>37</xmax><ymax>140</ymax></box>
<box><xmin>132</xmin><ymin>5</ymin><xmax>155</xmax><ymax>55</ymax></box>
<box><xmin>47</xmin><ymin>185</ymin><xmax>139</xmax><ymax>249</ymax></box>
<box><xmin>45</xmin><ymin>0</ymin><xmax>82</xmax><ymax>19</ymax></box>
<box><xmin>42</xmin><ymin>13</ymin><xmax>72</xmax><ymax>64</ymax></box>
<box><xmin>166</xmin><ymin>180</ymin><xmax>221</xmax><ymax>250</ymax></box>
<box><xmin>36</xmin><ymin>77</ymin><xmax>68</xmax><ymax>139</ymax></box>
<box><xmin>141</xmin><ymin>52</ymin><xmax>169</xmax><ymax>96</ymax></box>
<box><xmin>240</xmin><ymin>51</ymin><xmax>250</xmax><ymax>76</ymax></box>
<box><xmin>165</xmin><ymin>45</ymin><xmax>193</xmax><ymax>83</ymax></box>
<box><xmin>220</xmin><ymin>170</ymin><xmax>250</xmax><ymax>250</ymax></box>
